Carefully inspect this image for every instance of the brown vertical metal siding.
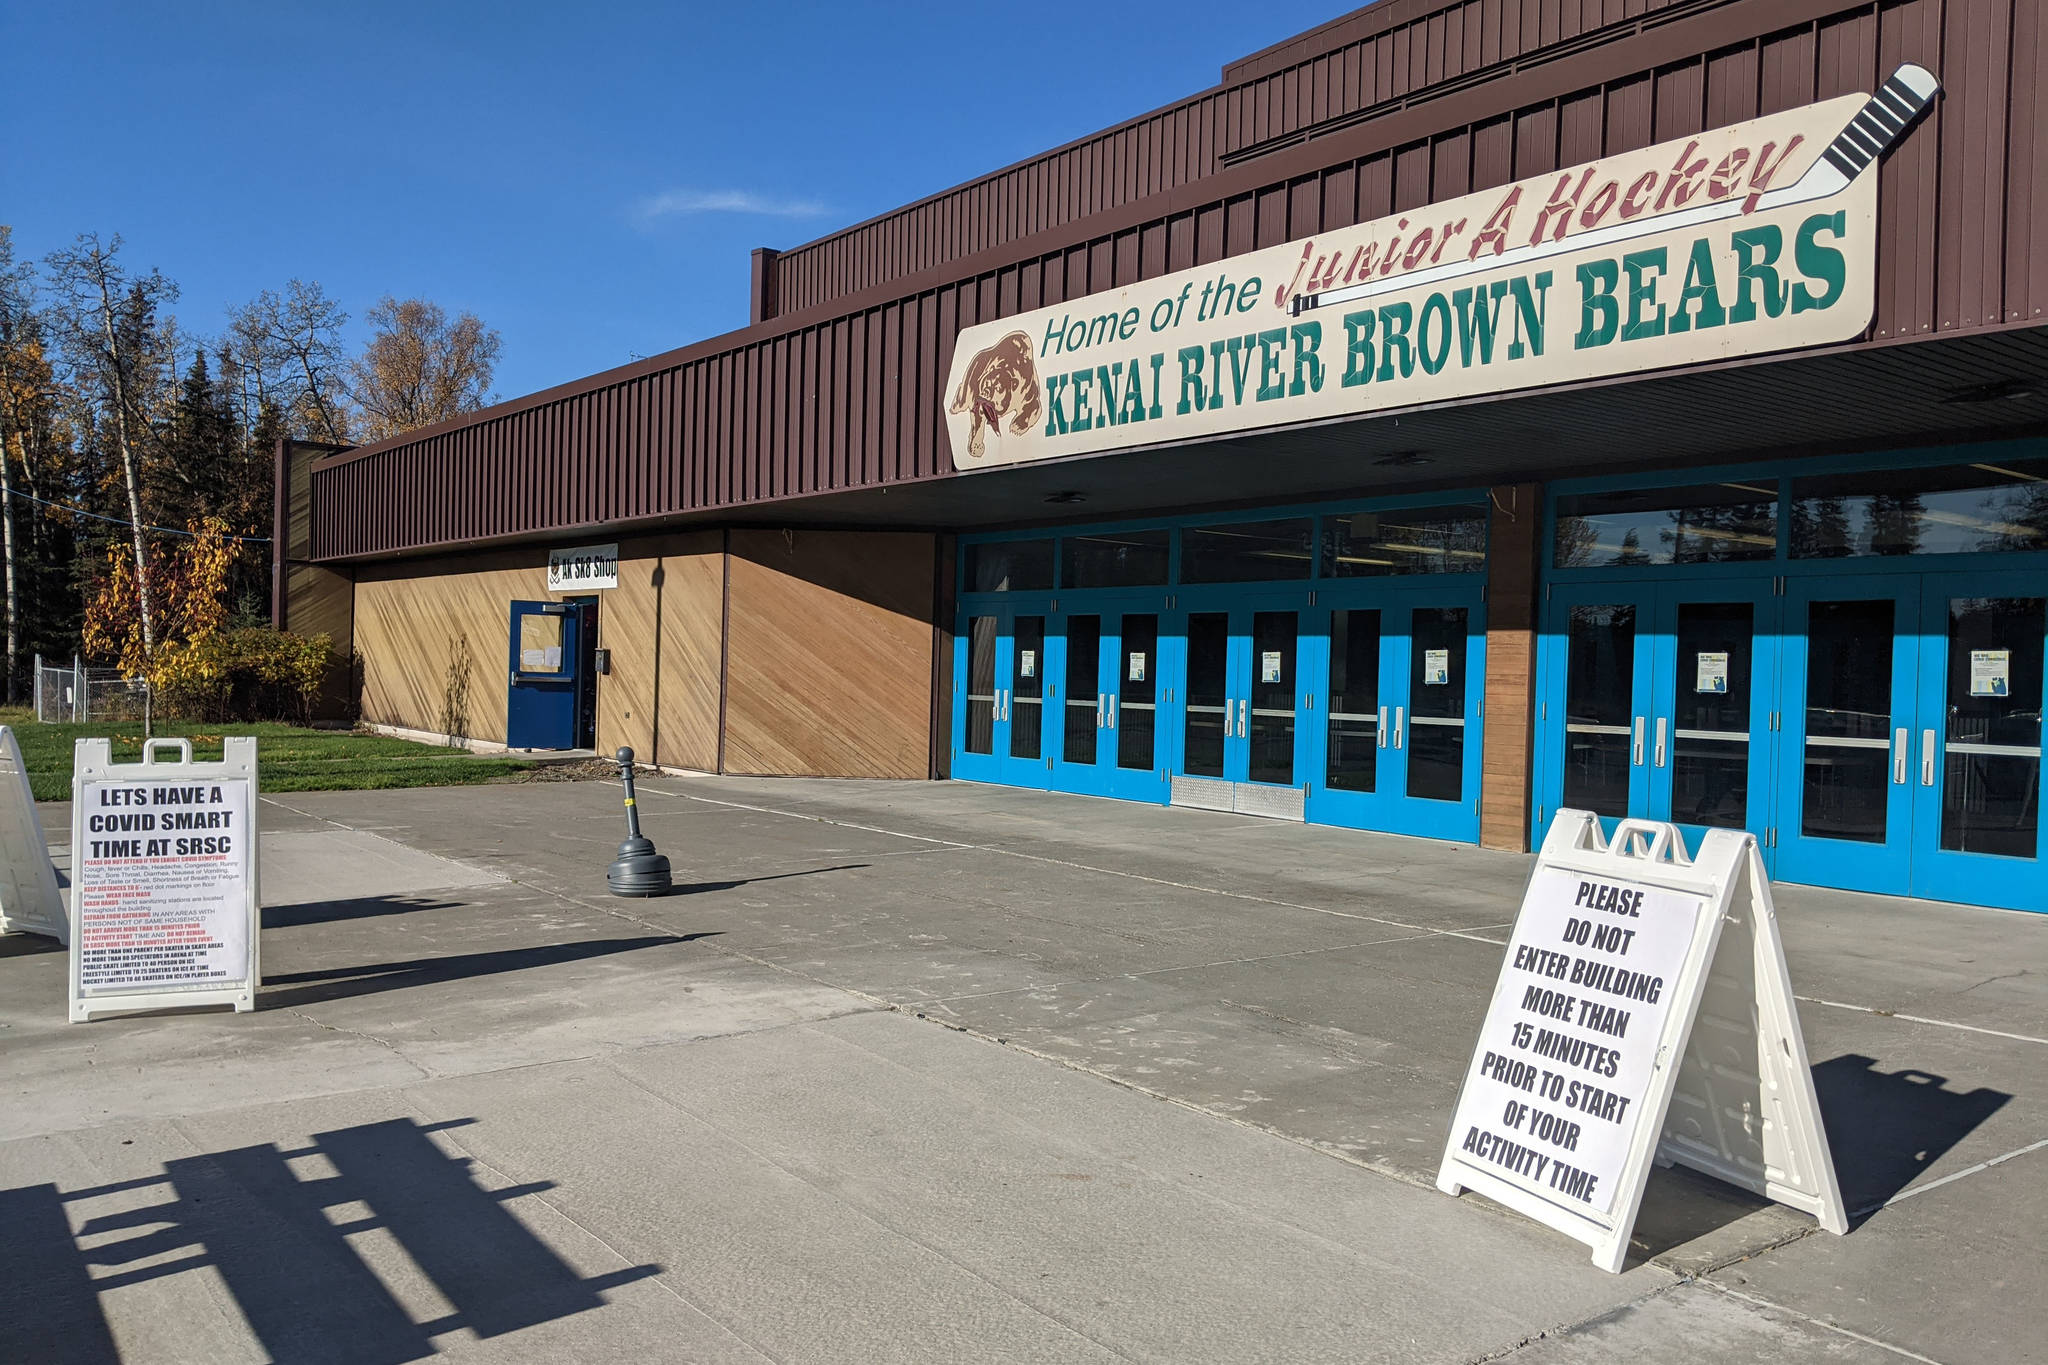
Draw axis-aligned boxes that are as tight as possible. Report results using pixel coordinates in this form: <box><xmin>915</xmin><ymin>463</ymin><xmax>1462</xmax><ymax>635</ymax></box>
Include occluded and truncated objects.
<box><xmin>309</xmin><ymin>0</ymin><xmax>2047</xmax><ymax>561</ymax></box>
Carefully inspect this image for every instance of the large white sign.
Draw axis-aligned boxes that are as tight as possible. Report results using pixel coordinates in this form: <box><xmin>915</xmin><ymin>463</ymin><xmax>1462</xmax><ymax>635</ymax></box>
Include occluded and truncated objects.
<box><xmin>0</xmin><ymin>726</ymin><xmax>66</xmax><ymax>943</ymax></box>
<box><xmin>1438</xmin><ymin>813</ymin><xmax>1844</xmax><ymax>1271</ymax></box>
<box><xmin>944</xmin><ymin>68</ymin><xmax>1937</xmax><ymax>470</ymax></box>
<box><xmin>548</xmin><ymin>543</ymin><xmax>619</xmax><ymax>591</ymax></box>
<box><xmin>69</xmin><ymin>736</ymin><xmax>260</xmax><ymax>1022</ymax></box>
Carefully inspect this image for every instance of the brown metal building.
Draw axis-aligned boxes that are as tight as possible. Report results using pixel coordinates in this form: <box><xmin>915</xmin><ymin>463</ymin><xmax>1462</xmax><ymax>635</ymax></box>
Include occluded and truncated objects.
<box><xmin>278</xmin><ymin>0</ymin><xmax>2048</xmax><ymax>913</ymax></box>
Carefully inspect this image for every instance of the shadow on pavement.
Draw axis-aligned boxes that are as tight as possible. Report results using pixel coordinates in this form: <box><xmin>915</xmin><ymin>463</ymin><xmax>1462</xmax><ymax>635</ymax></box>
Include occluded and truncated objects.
<box><xmin>260</xmin><ymin>934</ymin><xmax>717</xmax><ymax>1008</ymax></box>
<box><xmin>263</xmin><ymin>894</ymin><xmax>467</xmax><ymax>930</ymax></box>
<box><xmin>669</xmin><ymin>861</ymin><xmax>869</xmax><ymax>896</ymax></box>
<box><xmin>0</xmin><ymin>933</ymin><xmax>63</xmax><ymax>959</ymax></box>
<box><xmin>1812</xmin><ymin>1052</ymin><xmax>2012</xmax><ymax>1223</ymax></box>
<box><xmin>0</xmin><ymin>1116</ymin><xmax>658</xmax><ymax>1365</ymax></box>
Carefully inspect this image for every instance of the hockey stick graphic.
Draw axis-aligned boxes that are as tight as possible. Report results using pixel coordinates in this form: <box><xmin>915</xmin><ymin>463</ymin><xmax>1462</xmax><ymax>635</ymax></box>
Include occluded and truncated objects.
<box><xmin>1288</xmin><ymin>64</ymin><xmax>1939</xmax><ymax>317</ymax></box>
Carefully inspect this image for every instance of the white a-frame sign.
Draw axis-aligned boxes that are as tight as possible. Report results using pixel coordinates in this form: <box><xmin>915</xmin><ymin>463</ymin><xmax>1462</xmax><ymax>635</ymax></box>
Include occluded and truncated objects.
<box><xmin>1437</xmin><ymin>811</ymin><xmax>1846</xmax><ymax>1272</ymax></box>
<box><xmin>0</xmin><ymin>725</ymin><xmax>67</xmax><ymax>943</ymax></box>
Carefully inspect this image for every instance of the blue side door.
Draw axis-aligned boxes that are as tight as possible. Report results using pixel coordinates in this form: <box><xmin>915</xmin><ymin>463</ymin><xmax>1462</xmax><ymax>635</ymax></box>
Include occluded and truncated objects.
<box><xmin>506</xmin><ymin>600</ymin><xmax>582</xmax><ymax>750</ymax></box>
<box><xmin>1537</xmin><ymin>583</ymin><xmax>1659</xmax><ymax>839</ymax></box>
<box><xmin>1908</xmin><ymin>571</ymin><xmax>2046</xmax><ymax>912</ymax></box>
<box><xmin>1773</xmin><ymin>575</ymin><xmax>1919</xmax><ymax>895</ymax></box>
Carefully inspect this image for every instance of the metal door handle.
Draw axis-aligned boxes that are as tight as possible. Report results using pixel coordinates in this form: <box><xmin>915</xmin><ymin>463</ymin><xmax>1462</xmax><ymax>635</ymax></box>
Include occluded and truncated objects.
<box><xmin>1893</xmin><ymin>728</ymin><xmax>1907</xmax><ymax>784</ymax></box>
<box><xmin>1394</xmin><ymin>706</ymin><xmax>1405</xmax><ymax>750</ymax></box>
<box><xmin>1377</xmin><ymin>705</ymin><xmax>1388</xmax><ymax>748</ymax></box>
<box><xmin>1097</xmin><ymin>693</ymin><xmax>1105</xmax><ymax>728</ymax></box>
<box><xmin>1921</xmin><ymin>729</ymin><xmax>1936</xmax><ymax>786</ymax></box>
<box><xmin>1108</xmin><ymin>694</ymin><xmax>1117</xmax><ymax>729</ymax></box>
<box><xmin>1632</xmin><ymin>716</ymin><xmax>1645</xmax><ymax>766</ymax></box>
<box><xmin>1654</xmin><ymin>717</ymin><xmax>1667</xmax><ymax>768</ymax></box>
<box><xmin>1237</xmin><ymin>699</ymin><xmax>1248</xmax><ymax>738</ymax></box>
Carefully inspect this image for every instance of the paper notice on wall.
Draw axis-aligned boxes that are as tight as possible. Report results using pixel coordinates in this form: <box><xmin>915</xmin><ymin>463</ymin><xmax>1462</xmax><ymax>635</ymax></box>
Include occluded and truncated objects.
<box><xmin>1696</xmin><ymin>652</ymin><xmax>1729</xmax><ymax>694</ymax></box>
<box><xmin>1261</xmin><ymin>651</ymin><xmax>1283</xmax><ymax>683</ymax></box>
<box><xmin>1424</xmin><ymin>649</ymin><xmax>1450</xmax><ymax>685</ymax></box>
<box><xmin>1128</xmin><ymin>652</ymin><xmax>1146</xmax><ymax>683</ymax></box>
<box><xmin>76</xmin><ymin>778</ymin><xmax>251</xmax><ymax>994</ymax></box>
<box><xmin>1019</xmin><ymin>649</ymin><xmax>1036</xmax><ymax>679</ymax></box>
<box><xmin>1970</xmin><ymin>650</ymin><xmax>2010</xmax><ymax>697</ymax></box>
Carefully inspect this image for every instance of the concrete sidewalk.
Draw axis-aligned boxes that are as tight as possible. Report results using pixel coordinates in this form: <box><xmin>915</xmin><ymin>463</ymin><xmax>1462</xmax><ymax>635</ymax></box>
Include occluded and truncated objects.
<box><xmin>3</xmin><ymin>778</ymin><xmax>2042</xmax><ymax>1363</ymax></box>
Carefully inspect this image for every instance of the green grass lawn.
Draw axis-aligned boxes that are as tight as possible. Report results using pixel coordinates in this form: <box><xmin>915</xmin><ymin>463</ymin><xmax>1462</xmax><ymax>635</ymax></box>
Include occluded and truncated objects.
<box><xmin>0</xmin><ymin>709</ymin><xmax>535</xmax><ymax>801</ymax></box>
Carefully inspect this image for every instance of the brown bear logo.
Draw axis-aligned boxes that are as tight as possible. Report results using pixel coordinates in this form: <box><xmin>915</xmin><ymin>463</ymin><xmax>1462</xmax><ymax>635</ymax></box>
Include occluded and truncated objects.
<box><xmin>949</xmin><ymin>330</ymin><xmax>1043</xmax><ymax>460</ymax></box>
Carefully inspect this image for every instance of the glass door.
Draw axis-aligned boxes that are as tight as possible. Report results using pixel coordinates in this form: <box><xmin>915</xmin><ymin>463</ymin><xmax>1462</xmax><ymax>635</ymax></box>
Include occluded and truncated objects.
<box><xmin>1543</xmin><ymin>586</ymin><xmax>1658</xmax><ymax>831</ymax></box>
<box><xmin>1539</xmin><ymin>580</ymin><xmax>1774</xmax><ymax>856</ymax></box>
<box><xmin>1309</xmin><ymin>586</ymin><xmax>1483</xmax><ymax>840</ymax></box>
<box><xmin>1171</xmin><ymin>589</ymin><xmax>1309</xmax><ymax>817</ymax></box>
<box><xmin>1910</xmin><ymin>574</ymin><xmax>2045</xmax><ymax>911</ymax></box>
<box><xmin>1774</xmin><ymin>578</ymin><xmax>1920</xmax><ymax>895</ymax></box>
<box><xmin>1049</xmin><ymin>596</ymin><xmax>1168</xmax><ymax>802</ymax></box>
<box><xmin>954</xmin><ymin>603</ymin><xmax>1050</xmax><ymax>788</ymax></box>
<box><xmin>1648</xmin><ymin>584</ymin><xmax>1778</xmax><ymax>850</ymax></box>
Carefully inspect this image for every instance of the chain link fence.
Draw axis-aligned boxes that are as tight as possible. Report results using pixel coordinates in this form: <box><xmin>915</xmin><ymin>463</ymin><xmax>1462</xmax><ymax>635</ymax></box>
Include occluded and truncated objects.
<box><xmin>31</xmin><ymin>654</ymin><xmax>152</xmax><ymax>724</ymax></box>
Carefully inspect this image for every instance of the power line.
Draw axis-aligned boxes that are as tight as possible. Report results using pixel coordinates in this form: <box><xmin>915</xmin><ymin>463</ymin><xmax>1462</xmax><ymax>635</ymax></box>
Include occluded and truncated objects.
<box><xmin>1</xmin><ymin>486</ymin><xmax>270</xmax><ymax>543</ymax></box>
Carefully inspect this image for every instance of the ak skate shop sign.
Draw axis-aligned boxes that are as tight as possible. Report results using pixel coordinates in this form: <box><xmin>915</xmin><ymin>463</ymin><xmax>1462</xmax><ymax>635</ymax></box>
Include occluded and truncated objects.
<box><xmin>548</xmin><ymin>543</ymin><xmax>619</xmax><ymax>591</ymax></box>
<box><xmin>69</xmin><ymin>736</ymin><xmax>261</xmax><ymax>1022</ymax></box>
<box><xmin>943</xmin><ymin>69</ymin><xmax>1937</xmax><ymax>469</ymax></box>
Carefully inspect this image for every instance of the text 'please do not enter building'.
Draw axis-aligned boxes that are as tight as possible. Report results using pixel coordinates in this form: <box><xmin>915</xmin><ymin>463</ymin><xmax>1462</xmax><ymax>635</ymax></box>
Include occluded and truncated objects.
<box><xmin>277</xmin><ymin>0</ymin><xmax>2048</xmax><ymax>915</ymax></box>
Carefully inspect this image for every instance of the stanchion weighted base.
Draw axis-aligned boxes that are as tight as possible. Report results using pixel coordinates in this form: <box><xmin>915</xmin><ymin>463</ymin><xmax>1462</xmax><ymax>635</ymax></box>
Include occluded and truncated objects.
<box><xmin>608</xmin><ymin>838</ymin><xmax>673</xmax><ymax>897</ymax></box>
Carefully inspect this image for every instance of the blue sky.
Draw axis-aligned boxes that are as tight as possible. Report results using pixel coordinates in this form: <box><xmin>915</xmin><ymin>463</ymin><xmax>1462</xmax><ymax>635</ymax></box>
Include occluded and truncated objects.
<box><xmin>5</xmin><ymin>1</ymin><xmax>1346</xmax><ymax>404</ymax></box>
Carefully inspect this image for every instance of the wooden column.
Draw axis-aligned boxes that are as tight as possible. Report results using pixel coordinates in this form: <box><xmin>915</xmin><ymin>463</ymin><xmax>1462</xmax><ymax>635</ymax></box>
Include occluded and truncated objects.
<box><xmin>1481</xmin><ymin>482</ymin><xmax>1543</xmax><ymax>852</ymax></box>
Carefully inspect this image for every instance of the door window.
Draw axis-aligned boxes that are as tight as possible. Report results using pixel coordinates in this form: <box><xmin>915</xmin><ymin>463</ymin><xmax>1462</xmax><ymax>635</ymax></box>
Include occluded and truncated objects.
<box><xmin>1562</xmin><ymin>604</ymin><xmax>1636</xmax><ymax>818</ymax></box>
<box><xmin>1063</xmin><ymin>615</ymin><xmax>1101</xmax><ymax>764</ymax></box>
<box><xmin>1800</xmin><ymin>600</ymin><xmax>1895</xmax><ymax>842</ymax></box>
<box><xmin>966</xmin><ymin>615</ymin><xmax>997</xmax><ymax>755</ymax></box>
<box><xmin>1012</xmin><ymin>615</ymin><xmax>1044</xmax><ymax>760</ymax></box>
<box><xmin>1248</xmin><ymin>612</ymin><xmax>1296</xmax><ymax>784</ymax></box>
<box><xmin>1326</xmin><ymin>610</ymin><xmax>1381</xmax><ymax>792</ymax></box>
<box><xmin>1409</xmin><ymin>607</ymin><xmax>1467</xmax><ymax>801</ymax></box>
<box><xmin>1181</xmin><ymin>519</ymin><xmax>1315</xmax><ymax>582</ymax></box>
<box><xmin>517</xmin><ymin>613</ymin><xmax>565</xmax><ymax>674</ymax></box>
<box><xmin>1117</xmin><ymin>614</ymin><xmax>1159</xmax><ymax>770</ymax></box>
<box><xmin>1939</xmin><ymin>596</ymin><xmax>2043</xmax><ymax>858</ymax></box>
<box><xmin>1184</xmin><ymin>613</ymin><xmax>1229</xmax><ymax>778</ymax></box>
<box><xmin>1670</xmin><ymin>602</ymin><xmax>1754</xmax><ymax>830</ymax></box>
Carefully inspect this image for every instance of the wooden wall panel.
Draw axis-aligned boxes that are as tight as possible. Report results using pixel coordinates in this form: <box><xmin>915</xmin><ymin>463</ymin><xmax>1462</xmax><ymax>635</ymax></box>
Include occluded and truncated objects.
<box><xmin>1480</xmin><ymin>483</ymin><xmax>1543</xmax><ymax>851</ymax></box>
<box><xmin>722</xmin><ymin>530</ymin><xmax>938</xmax><ymax>779</ymax></box>
<box><xmin>652</xmin><ymin>537</ymin><xmax>726</xmax><ymax>773</ymax></box>
<box><xmin>352</xmin><ymin>532</ymin><xmax>728</xmax><ymax>756</ymax></box>
<box><xmin>354</xmin><ymin>552</ymin><xmax>547</xmax><ymax>745</ymax></box>
<box><xmin>592</xmin><ymin>531</ymin><xmax>724</xmax><ymax>770</ymax></box>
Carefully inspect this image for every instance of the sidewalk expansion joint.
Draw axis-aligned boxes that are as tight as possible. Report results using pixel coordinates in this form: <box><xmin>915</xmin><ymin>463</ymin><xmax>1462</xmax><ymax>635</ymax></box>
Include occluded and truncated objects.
<box><xmin>276</xmin><ymin>1006</ymin><xmax>430</xmax><ymax>1079</ymax></box>
<box><xmin>1461</xmin><ymin>1276</ymin><xmax>1690</xmax><ymax>1363</ymax></box>
<box><xmin>1694</xmin><ymin>1278</ymin><xmax>1951</xmax><ymax>1364</ymax></box>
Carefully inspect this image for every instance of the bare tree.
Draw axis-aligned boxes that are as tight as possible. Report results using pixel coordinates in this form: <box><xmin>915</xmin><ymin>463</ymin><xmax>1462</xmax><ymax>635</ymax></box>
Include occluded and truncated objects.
<box><xmin>228</xmin><ymin>279</ymin><xmax>350</xmax><ymax>442</ymax></box>
<box><xmin>43</xmin><ymin>233</ymin><xmax>177</xmax><ymax>653</ymax></box>
<box><xmin>349</xmin><ymin>296</ymin><xmax>501</xmax><ymax>443</ymax></box>
<box><xmin>0</xmin><ymin>227</ymin><xmax>33</xmax><ymax>700</ymax></box>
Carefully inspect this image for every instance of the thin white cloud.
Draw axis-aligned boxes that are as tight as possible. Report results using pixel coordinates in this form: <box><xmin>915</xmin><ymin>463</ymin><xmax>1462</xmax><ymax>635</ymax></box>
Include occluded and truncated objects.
<box><xmin>634</xmin><ymin>189</ymin><xmax>831</xmax><ymax>224</ymax></box>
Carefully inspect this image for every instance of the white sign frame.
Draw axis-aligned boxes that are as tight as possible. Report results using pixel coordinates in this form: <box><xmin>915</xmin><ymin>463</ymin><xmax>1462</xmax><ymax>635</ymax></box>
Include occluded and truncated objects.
<box><xmin>547</xmin><ymin>543</ymin><xmax>619</xmax><ymax>591</ymax></box>
<box><xmin>0</xmin><ymin>725</ymin><xmax>66</xmax><ymax>943</ymax></box>
<box><xmin>68</xmin><ymin>736</ymin><xmax>261</xmax><ymax>1023</ymax></box>
<box><xmin>1436</xmin><ymin>811</ymin><xmax>1844</xmax><ymax>1271</ymax></box>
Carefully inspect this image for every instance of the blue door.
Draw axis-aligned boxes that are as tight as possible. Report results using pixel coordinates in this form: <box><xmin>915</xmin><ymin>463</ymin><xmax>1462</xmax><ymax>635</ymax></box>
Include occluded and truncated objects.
<box><xmin>1908</xmin><ymin>572</ymin><xmax>2046</xmax><ymax>911</ymax></box>
<box><xmin>1048</xmin><ymin>595</ymin><xmax>1168</xmax><ymax>802</ymax></box>
<box><xmin>1773</xmin><ymin>576</ymin><xmax>1919</xmax><ymax>895</ymax></box>
<box><xmin>1537</xmin><ymin>578</ymin><xmax>1776</xmax><ymax>860</ymax></box>
<box><xmin>954</xmin><ymin>604</ymin><xmax>1051</xmax><ymax>788</ymax></box>
<box><xmin>1307</xmin><ymin>585</ymin><xmax>1486</xmax><ymax>840</ymax></box>
<box><xmin>1171</xmin><ymin>587</ymin><xmax>1313</xmax><ymax>816</ymax></box>
<box><xmin>506</xmin><ymin>600</ymin><xmax>583</xmax><ymax>750</ymax></box>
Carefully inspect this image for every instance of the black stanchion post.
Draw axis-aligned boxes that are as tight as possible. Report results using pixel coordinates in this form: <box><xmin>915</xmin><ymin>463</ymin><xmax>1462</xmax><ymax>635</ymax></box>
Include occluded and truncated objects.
<box><xmin>607</xmin><ymin>747</ymin><xmax>673</xmax><ymax>897</ymax></box>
